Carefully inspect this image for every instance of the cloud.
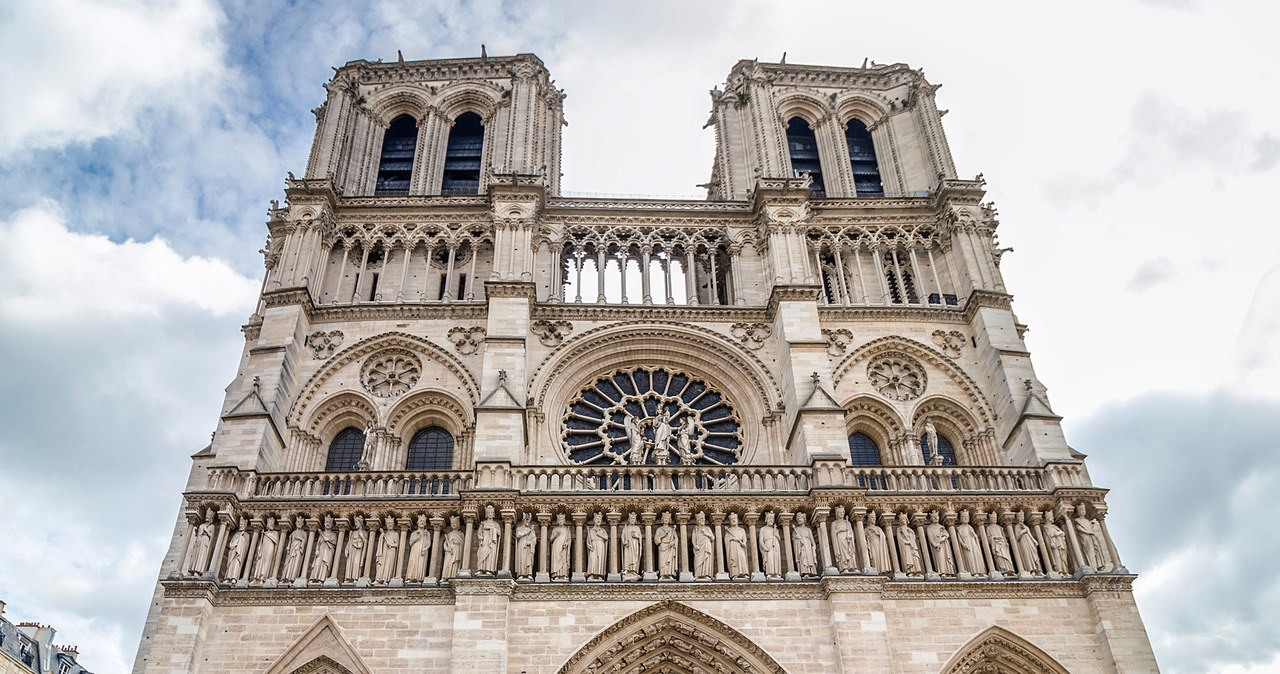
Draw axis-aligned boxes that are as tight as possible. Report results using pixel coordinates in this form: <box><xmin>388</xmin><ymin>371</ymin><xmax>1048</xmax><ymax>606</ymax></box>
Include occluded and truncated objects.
<box><xmin>1073</xmin><ymin>391</ymin><xmax>1280</xmax><ymax>673</ymax></box>
<box><xmin>1126</xmin><ymin>256</ymin><xmax>1177</xmax><ymax>292</ymax></box>
<box><xmin>1230</xmin><ymin>262</ymin><xmax>1280</xmax><ymax>403</ymax></box>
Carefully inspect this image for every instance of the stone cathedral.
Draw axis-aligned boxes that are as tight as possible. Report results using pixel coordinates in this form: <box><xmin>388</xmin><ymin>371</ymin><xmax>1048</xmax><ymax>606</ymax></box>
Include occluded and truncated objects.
<box><xmin>133</xmin><ymin>54</ymin><xmax>1158</xmax><ymax>674</ymax></box>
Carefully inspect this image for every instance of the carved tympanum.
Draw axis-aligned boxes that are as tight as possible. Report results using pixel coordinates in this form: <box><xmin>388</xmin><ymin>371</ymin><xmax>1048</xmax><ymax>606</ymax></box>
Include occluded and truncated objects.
<box><xmin>360</xmin><ymin>350</ymin><xmax>421</xmax><ymax>398</ymax></box>
<box><xmin>867</xmin><ymin>356</ymin><xmax>926</xmax><ymax>401</ymax></box>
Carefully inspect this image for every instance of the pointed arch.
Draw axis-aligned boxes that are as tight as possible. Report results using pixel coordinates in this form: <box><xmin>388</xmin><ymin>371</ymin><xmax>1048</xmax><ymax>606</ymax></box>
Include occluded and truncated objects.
<box><xmin>264</xmin><ymin>615</ymin><xmax>372</xmax><ymax>674</ymax></box>
<box><xmin>556</xmin><ymin>600</ymin><xmax>789</xmax><ymax>674</ymax></box>
<box><xmin>366</xmin><ymin>84</ymin><xmax>432</xmax><ymax>122</ymax></box>
<box><xmin>832</xmin><ymin>335</ymin><xmax>996</xmax><ymax>426</ymax></box>
<box><xmin>940</xmin><ymin>626</ymin><xmax>1070</xmax><ymax>674</ymax></box>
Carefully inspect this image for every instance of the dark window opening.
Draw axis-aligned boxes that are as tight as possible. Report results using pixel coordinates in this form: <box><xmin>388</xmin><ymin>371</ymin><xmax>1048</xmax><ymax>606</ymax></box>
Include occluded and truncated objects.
<box><xmin>437</xmin><ymin>273</ymin><xmax>448</xmax><ymax>300</ymax></box>
<box><xmin>458</xmin><ymin>274</ymin><xmax>467</xmax><ymax>299</ymax></box>
<box><xmin>845</xmin><ymin>119</ymin><xmax>884</xmax><ymax>197</ymax></box>
<box><xmin>325</xmin><ymin>427</ymin><xmax>365</xmax><ymax>472</ymax></box>
<box><xmin>369</xmin><ymin>273</ymin><xmax>379</xmax><ymax>301</ymax></box>
<box><xmin>884</xmin><ymin>252</ymin><xmax>919</xmax><ymax>304</ymax></box>
<box><xmin>442</xmin><ymin>112</ymin><xmax>484</xmax><ymax>194</ymax></box>
<box><xmin>407</xmin><ymin>426</ymin><xmax>455</xmax><ymax>470</ymax></box>
<box><xmin>375</xmin><ymin>114</ymin><xmax>417</xmax><ymax>196</ymax></box>
<box><xmin>786</xmin><ymin>117</ymin><xmax>825</xmax><ymax>197</ymax></box>
<box><xmin>920</xmin><ymin>432</ymin><xmax>957</xmax><ymax>465</ymax></box>
<box><xmin>847</xmin><ymin>431</ymin><xmax>882</xmax><ymax>466</ymax></box>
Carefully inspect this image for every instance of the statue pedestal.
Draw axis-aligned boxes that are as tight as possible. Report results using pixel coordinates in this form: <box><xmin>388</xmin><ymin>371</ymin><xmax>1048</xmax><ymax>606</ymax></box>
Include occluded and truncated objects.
<box><xmin>714</xmin><ymin>572</ymin><xmax>729</xmax><ymax>581</ymax></box>
<box><xmin>679</xmin><ymin>571</ymin><xmax>694</xmax><ymax>582</ymax></box>
<box><xmin>535</xmin><ymin>572</ymin><xmax>550</xmax><ymax>583</ymax></box>
<box><xmin>784</xmin><ymin>571</ymin><xmax>801</xmax><ymax>581</ymax></box>
<box><xmin>571</xmin><ymin>572</ymin><xmax>585</xmax><ymax>582</ymax></box>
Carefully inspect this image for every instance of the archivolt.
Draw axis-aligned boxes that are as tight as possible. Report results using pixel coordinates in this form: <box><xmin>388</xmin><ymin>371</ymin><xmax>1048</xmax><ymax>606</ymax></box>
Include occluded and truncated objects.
<box><xmin>435</xmin><ymin>80</ymin><xmax>504</xmax><ymax>122</ymax></box>
<box><xmin>834</xmin><ymin>91</ymin><xmax>892</xmax><ymax>127</ymax></box>
<box><xmin>940</xmin><ymin>626</ymin><xmax>1070</xmax><ymax>674</ymax></box>
<box><xmin>774</xmin><ymin>90</ymin><xmax>831</xmax><ymax>126</ymax></box>
<box><xmin>301</xmin><ymin>391</ymin><xmax>378</xmax><ymax>440</ymax></box>
<box><xmin>833</xmin><ymin>335</ymin><xmax>995</xmax><ymax>426</ymax></box>
<box><xmin>556</xmin><ymin>600</ymin><xmax>788</xmax><ymax>674</ymax></box>
<box><xmin>365</xmin><ymin>84</ymin><xmax>433</xmax><ymax>122</ymax></box>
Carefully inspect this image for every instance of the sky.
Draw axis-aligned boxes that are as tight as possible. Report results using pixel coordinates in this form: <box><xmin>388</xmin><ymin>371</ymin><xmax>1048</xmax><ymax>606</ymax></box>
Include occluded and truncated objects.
<box><xmin>0</xmin><ymin>1</ymin><xmax>1276</xmax><ymax>672</ymax></box>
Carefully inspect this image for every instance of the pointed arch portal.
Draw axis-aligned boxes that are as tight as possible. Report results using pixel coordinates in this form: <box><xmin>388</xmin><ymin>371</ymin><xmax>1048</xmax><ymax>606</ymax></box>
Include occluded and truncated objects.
<box><xmin>557</xmin><ymin>600</ymin><xmax>788</xmax><ymax>674</ymax></box>
<box><xmin>940</xmin><ymin>626</ymin><xmax>1071</xmax><ymax>674</ymax></box>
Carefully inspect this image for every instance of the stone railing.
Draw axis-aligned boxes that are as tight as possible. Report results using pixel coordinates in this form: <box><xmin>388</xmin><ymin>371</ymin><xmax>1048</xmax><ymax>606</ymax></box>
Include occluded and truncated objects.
<box><xmin>508</xmin><ymin>465</ymin><xmax>812</xmax><ymax>493</ymax></box>
<box><xmin>205</xmin><ymin>467</ymin><xmax>473</xmax><ymax>499</ymax></box>
<box><xmin>846</xmin><ymin>464</ymin><xmax>1087</xmax><ymax>493</ymax></box>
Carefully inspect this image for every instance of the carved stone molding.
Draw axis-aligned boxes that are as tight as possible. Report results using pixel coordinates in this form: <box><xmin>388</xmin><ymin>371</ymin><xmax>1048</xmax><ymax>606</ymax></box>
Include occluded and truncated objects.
<box><xmin>446</xmin><ymin>326</ymin><xmax>485</xmax><ymax>355</ymax></box>
<box><xmin>821</xmin><ymin>328</ymin><xmax>853</xmax><ymax>357</ymax></box>
<box><xmin>730</xmin><ymin>323</ymin><xmax>772</xmax><ymax>350</ymax></box>
<box><xmin>867</xmin><ymin>356</ymin><xmax>926</xmax><ymax>401</ymax></box>
<box><xmin>932</xmin><ymin>329</ymin><xmax>967</xmax><ymax>358</ymax></box>
<box><xmin>531</xmin><ymin>319</ymin><xmax>573</xmax><ymax>346</ymax></box>
<box><xmin>360</xmin><ymin>350</ymin><xmax>422</xmax><ymax>398</ymax></box>
<box><xmin>307</xmin><ymin>330</ymin><xmax>344</xmax><ymax>359</ymax></box>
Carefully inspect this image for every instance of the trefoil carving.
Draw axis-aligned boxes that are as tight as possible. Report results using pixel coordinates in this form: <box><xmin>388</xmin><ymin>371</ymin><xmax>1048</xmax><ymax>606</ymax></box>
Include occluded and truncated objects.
<box><xmin>446</xmin><ymin>326</ymin><xmax>486</xmax><ymax>355</ymax></box>
<box><xmin>821</xmin><ymin>328</ymin><xmax>853</xmax><ymax>357</ymax></box>
<box><xmin>730</xmin><ymin>323</ymin><xmax>772</xmax><ymax>351</ymax></box>
<box><xmin>531</xmin><ymin>320</ymin><xmax>573</xmax><ymax>347</ymax></box>
<box><xmin>307</xmin><ymin>330</ymin><xmax>344</xmax><ymax>359</ymax></box>
<box><xmin>932</xmin><ymin>330</ymin><xmax>966</xmax><ymax>358</ymax></box>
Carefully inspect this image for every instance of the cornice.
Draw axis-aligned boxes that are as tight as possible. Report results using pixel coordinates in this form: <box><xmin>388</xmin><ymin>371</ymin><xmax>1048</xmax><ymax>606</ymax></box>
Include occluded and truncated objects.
<box><xmin>531</xmin><ymin>303</ymin><xmax>766</xmax><ymax>323</ymax></box>
<box><xmin>338</xmin><ymin>54</ymin><xmax>548</xmax><ymax>85</ymax></box>
<box><xmin>484</xmin><ymin>280</ymin><xmax>537</xmax><ymax>299</ymax></box>
<box><xmin>308</xmin><ymin>302</ymin><xmax>489</xmax><ymax>323</ymax></box>
<box><xmin>546</xmin><ymin>198</ymin><xmax>753</xmax><ymax>213</ymax></box>
<box><xmin>818</xmin><ymin>304</ymin><xmax>968</xmax><ymax>324</ymax></box>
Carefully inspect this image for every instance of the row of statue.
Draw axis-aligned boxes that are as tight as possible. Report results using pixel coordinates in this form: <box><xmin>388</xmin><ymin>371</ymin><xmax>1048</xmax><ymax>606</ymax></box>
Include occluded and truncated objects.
<box><xmin>178</xmin><ymin>502</ymin><xmax>1119</xmax><ymax>586</ymax></box>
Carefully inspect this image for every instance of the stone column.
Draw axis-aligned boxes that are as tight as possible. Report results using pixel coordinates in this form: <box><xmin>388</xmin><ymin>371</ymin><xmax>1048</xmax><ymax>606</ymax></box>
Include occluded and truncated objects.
<box><xmin>781</xmin><ymin>512</ymin><xmax>798</xmax><ymax>580</ymax></box>
<box><xmin>711</xmin><ymin>511</ymin><xmax>728</xmax><ymax>580</ymax></box>
<box><xmin>1001</xmin><ymin>511</ymin><xmax>1030</xmax><ymax>579</ymax></box>
<box><xmin>173</xmin><ymin>513</ymin><xmax>199</xmax><ymax>578</ymax></box>
<box><xmin>427</xmin><ymin>516</ymin><xmax>444</xmax><ymax>584</ymax></box>
<box><xmin>853</xmin><ymin>507</ymin><xmax>874</xmax><ymax>574</ymax></box>
<box><xmin>745</xmin><ymin>511</ymin><xmax>762</xmax><ymax>581</ymax></box>
<box><xmin>642</xmin><ymin>511</ymin><xmax>657</xmax><ymax>582</ymax></box>
<box><xmin>595</xmin><ymin>248</ymin><xmax>606</xmax><ymax>303</ymax></box>
<box><xmin>571</xmin><ymin>511</ymin><xmax>587</xmax><ymax>582</ymax></box>
<box><xmin>1096</xmin><ymin>508</ymin><xmax>1128</xmax><ymax>573</ymax></box>
<box><xmin>548</xmin><ymin>244</ymin><xmax>563</xmax><ymax>302</ymax></box>
<box><xmin>268</xmin><ymin>519</ymin><xmax>290</xmax><ymax>587</ymax></box>
<box><xmin>606</xmin><ymin>511</ymin><xmax>621</xmax><ymax>581</ymax></box>
<box><xmin>1029</xmin><ymin>511</ymin><xmax>1058</xmax><ymax>579</ymax></box>
<box><xmin>361</xmin><ymin>519</ymin><xmax>380</xmax><ymax>586</ymax></box>
<box><xmin>239</xmin><ymin>521</ymin><xmax>262</xmax><ymax>587</ymax></box>
<box><xmin>392</xmin><ymin>517</ymin><xmax>411</xmax><ymax>585</ymax></box>
<box><xmin>640</xmin><ymin>246</ymin><xmax>653</xmax><ymax>304</ymax></box>
<box><xmin>500</xmin><ymin>509</ymin><xmax>515</xmax><ymax>578</ymax></box>
<box><xmin>914</xmin><ymin>511</ymin><xmax>936</xmax><ymax>579</ymax></box>
<box><xmin>815</xmin><ymin>507</ymin><xmax>836</xmax><ymax>575</ymax></box>
<box><xmin>677</xmin><ymin>511</ymin><xmax>692</xmax><ymax>581</ymax></box>
<box><xmin>975</xmin><ymin>512</ymin><xmax>999</xmax><ymax>580</ymax></box>
<box><xmin>204</xmin><ymin>512</ymin><xmax>231</xmax><ymax>581</ymax></box>
<box><xmin>327</xmin><ymin>523</ymin><xmax>347</xmax><ymax>588</ymax></box>
<box><xmin>944</xmin><ymin>511</ymin><xmax>968</xmax><ymax>580</ymax></box>
<box><xmin>684</xmin><ymin>249</ymin><xmax>698</xmax><ymax>305</ymax></box>
<box><xmin>296</xmin><ymin>518</ymin><xmax>318</xmax><ymax>587</ymax></box>
<box><xmin>536</xmin><ymin>512</ymin><xmax>551</xmax><ymax>583</ymax></box>
<box><xmin>458</xmin><ymin>510</ymin><xmax>476</xmax><ymax>578</ymax></box>
<box><xmin>882</xmin><ymin>512</ymin><xmax>903</xmax><ymax>579</ymax></box>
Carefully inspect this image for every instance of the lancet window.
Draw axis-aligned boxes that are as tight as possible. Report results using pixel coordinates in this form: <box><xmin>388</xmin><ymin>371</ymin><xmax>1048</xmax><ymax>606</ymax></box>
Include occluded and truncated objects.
<box><xmin>562</xmin><ymin>367</ymin><xmax>743</xmax><ymax>466</ymax></box>
<box><xmin>441</xmin><ymin>112</ymin><xmax>484</xmax><ymax>194</ymax></box>
<box><xmin>808</xmin><ymin>227</ymin><xmax>956</xmax><ymax>307</ymax></box>
<box><xmin>554</xmin><ymin>229</ymin><xmax>734</xmax><ymax>305</ymax></box>
<box><xmin>375</xmin><ymin>115</ymin><xmax>417</xmax><ymax>196</ymax></box>
<box><xmin>315</xmin><ymin>225</ymin><xmax>492</xmax><ymax>306</ymax></box>
<box><xmin>920</xmin><ymin>432</ymin><xmax>957</xmax><ymax>466</ymax></box>
<box><xmin>845</xmin><ymin>119</ymin><xmax>884</xmax><ymax>197</ymax></box>
<box><xmin>786</xmin><ymin>117</ymin><xmax>825</xmax><ymax>196</ymax></box>
<box><xmin>406</xmin><ymin>426</ymin><xmax>454</xmax><ymax>470</ymax></box>
<box><xmin>325</xmin><ymin>427</ymin><xmax>365</xmax><ymax>472</ymax></box>
<box><xmin>847</xmin><ymin>431</ymin><xmax>882</xmax><ymax>466</ymax></box>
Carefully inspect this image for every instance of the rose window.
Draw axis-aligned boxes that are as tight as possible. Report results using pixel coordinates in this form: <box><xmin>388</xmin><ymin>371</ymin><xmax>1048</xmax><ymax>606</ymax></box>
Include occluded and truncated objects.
<box><xmin>562</xmin><ymin>367</ymin><xmax>743</xmax><ymax>466</ymax></box>
<box><xmin>360</xmin><ymin>350</ymin><xmax>422</xmax><ymax>398</ymax></box>
<box><xmin>867</xmin><ymin>357</ymin><xmax>926</xmax><ymax>401</ymax></box>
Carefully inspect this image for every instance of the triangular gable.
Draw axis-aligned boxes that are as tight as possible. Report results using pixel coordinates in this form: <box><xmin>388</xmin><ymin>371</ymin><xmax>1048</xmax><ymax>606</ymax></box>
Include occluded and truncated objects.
<box><xmin>263</xmin><ymin>615</ymin><xmax>371</xmax><ymax>674</ymax></box>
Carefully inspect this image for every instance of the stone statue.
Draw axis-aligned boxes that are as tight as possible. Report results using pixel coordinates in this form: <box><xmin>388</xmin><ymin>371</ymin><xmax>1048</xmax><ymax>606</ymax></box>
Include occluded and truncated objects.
<box><xmin>223</xmin><ymin>517</ymin><xmax>249</xmax><ymax>582</ymax></box>
<box><xmin>986</xmin><ymin>516</ymin><xmax>1015</xmax><ymax>574</ymax></box>
<box><xmin>896</xmin><ymin>513</ymin><xmax>923</xmax><ymax>575</ymax></box>
<box><xmin>586</xmin><ymin>512</ymin><xmax>609</xmax><ymax>579</ymax></box>
<box><xmin>654</xmin><ymin>512</ymin><xmax>678</xmax><ymax>579</ymax></box>
<box><xmin>925</xmin><ymin>510</ymin><xmax>955</xmax><ymax>575</ymax></box>
<box><xmin>829</xmin><ymin>505</ymin><xmax>856</xmax><ymax>573</ymax></box>
<box><xmin>514</xmin><ymin>512</ymin><xmax>536</xmax><ymax>579</ymax></box>
<box><xmin>758</xmin><ymin>511</ymin><xmax>782</xmax><ymax>578</ymax></box>
<box><xmin>310</xmin><ymin>515</ymin><xmax>337</xmax><ymax>581</ymax></box>
<box><xmin>550</xmin><ymin>513</ymin><xmax>571</xmax><ymax>580</ymax></box>
<box><xmin>1074</xmin><ymin>505</ymin><xmax>1110</xmax><ymax>571</ymax></box>
<box><xmin>188</xmin><ymin>508</ymin><xmax>216</xmax><ymax>575</ymax></box>
<box><xmin>374</xmin><ymin>515</ymin><xmax>400</xmax><ymax>583</ymax></box>
<box><xmin>620</xmin><ymin>512</ymin><xmax>642</xmax><ymax>580</ymax></box>
<box><xmin>344</xmin><ymin>516</ymin><xmax>367</xmax><ymax>581</ymax></box>
<box><xmin>251</xmin><ymin>517</ymin><xmax>279</xmax><ymax>583</ymax></box>
<box><xmin>691</xmin><ymin>511</ymin><xmax>714</xmax><ymax>579</ymax></box>
<box><xmin>281</xmin><ymin>515</ymin><xmax>308</xmax><ymax>581</ymax></box>
<box><xmin>359</xmin><ymin>420</ymin><xmax>376</xmax><ymax>469</ymax></box>
<box><xmin>405</xmin><ymin>515</ymin><xmax>430</xmax><ymax>583</ymax></box>
<box><xmin>865</xmin><ymin>513</ymin><xmax>890</xmax><ymax>573</ymax></box>
<box><xmin>676</xmin><ymin>416</ymin><xmax>697</xmax><ymax>465</ymax></box>
<box><xmin>955</xmin><ymin>510</ymin><xmax>985</xmax><ymax>575</ymax></box>
<box><xmin>1042</xmin><ymin>510</ymin><xmax>1069</xmax><ymax>573</ymax></box>
<box><xmin>724</xmin><ymin>512</ymin><xmax>749</xmax><ymax>579</ymax></box>
<box><xmin>652</xmin><ymin>410</ymin><xmax>673</xmax><ymax>465</ymax></box>
<box><xmin>624</xmin><ymin>415</ymin><xmax>646</xmax><ymax>465</ymax></box>
<box><xmin>1013</xmin><ymin>511</ymin><xmax>1042</xmax><ymax>574</ymax></box>
<box><xmin>923</xmin><ymin>417</ymin><xmax>940</xmax><ymax>464</ymax></box>
<box><xmin>441</xmin><ymin>515</ymin><xmax>464</xmax><ymax>579</ymax></box>
<box><xmin>475</xmin><ymin>505</ymin><xmax>500</xmax><ymax>576</ymax></box>
<box><xmin>791</xmin><ymin>512</ymin><xmax>818</xmax><ymax>576</ymax></box>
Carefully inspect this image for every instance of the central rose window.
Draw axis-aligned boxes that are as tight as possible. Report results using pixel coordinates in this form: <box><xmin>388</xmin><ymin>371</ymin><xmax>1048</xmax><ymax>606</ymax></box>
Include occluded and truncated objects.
<box><xmin>562</xmin><ymin>367</ymin><xmax>743</xmax><ymax>465</ymax></box>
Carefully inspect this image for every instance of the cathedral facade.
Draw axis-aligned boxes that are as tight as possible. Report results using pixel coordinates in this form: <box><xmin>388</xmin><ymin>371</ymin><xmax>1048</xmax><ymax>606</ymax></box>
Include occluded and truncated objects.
<box><xmin>132</xmin><ymin>54</ymin><xmax>1158</xmax><ymax>673</ymax></box>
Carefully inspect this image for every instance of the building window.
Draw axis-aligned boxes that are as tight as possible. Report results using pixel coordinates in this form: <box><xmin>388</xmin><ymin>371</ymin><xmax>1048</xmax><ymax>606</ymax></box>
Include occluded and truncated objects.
<box><xmin>786</xmin><ymin>117</ymin><xmax>825</xmax><ymax>197</ymax></box>
<box><xmin>920</xmin><ymin>432</ymin><xmax>957</xmax><ymax>465</ymax></box>
<box><xmin>406</xmin><ymin>426</ymin><xmax>455</xmax><ymax>470</ymax></box>
<box><xmin>442</xmin><ymin>112</ymin><xmax>484</xmax><ymax>194</ymax></box>
<box><xmin>884</xmin><ymin>250</ymin><xmax>919</xmax><ymax>304</ymax></box>
<box><xmin>847</xmin><ymin>431</ymin><xmax>882</xmax><ymax>466</ymax></box>
<box><xmin>375</xmin><ymin>114</ymin><xmax>417</xmax><ymax>196</ymax></box>
<box><xmin>325</xmin><ymin>426</ymin><xmax>366</xmax><ymax>472</ymax></box>
<box><xmin>845</xmin><ymin>119</ymin><xmax>884</xmax><ymax>197</ymax></box>
<box><xmin>60</xmin><ymin>660</ymin><xmax>72</xmax><ymax>674</ymax></box>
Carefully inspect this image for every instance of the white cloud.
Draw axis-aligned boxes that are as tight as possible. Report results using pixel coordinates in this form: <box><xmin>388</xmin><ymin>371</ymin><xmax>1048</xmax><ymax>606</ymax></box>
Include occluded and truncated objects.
<box><xmin>0</xmin><ymin>0</ymin><xmax>226</xmax><ymax>158</ymax></box>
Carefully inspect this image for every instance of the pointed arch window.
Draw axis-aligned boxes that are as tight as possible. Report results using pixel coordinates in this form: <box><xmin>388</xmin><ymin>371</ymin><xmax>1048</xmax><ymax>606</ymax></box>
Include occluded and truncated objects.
<box><xmin>847</xmin><ymin>431</ymin><xmax>882</xmax><ymax>466</ymax></box>
<box><xmin>406</xmin><ymin>426</ymin><xmax>455</xmax><ymax>470</ymax></box>
<box><xmin>441</xmin><ymin>112</ymin><xmax>484</xmax><ymax>194</ymax></box>
<box><xmin>845</xmin><ymin>119</ymin><xmax>884</xmax><ymax>197</ymax></box>
<box><xmin>920</xmin><ymin>432</ymin><xmax>957</xmax><ymax>465</ymax></box>
<box><xmin>786</xmin><ymin>117</ymin><xmax>825</xmax><ymax>197</ymax></box>
<box><xmin>325</xmin><ymin>427</ymin><xmax>365</xmax><ymax>472</ymax></box>
<box><xmin>375</xmin><ymin>114</ymin><xmax>418</xmax><ymax>196</ymax></box>
<box><xmin>884</xmin><ymin>249</ymin><xmax>919</xmax><ymax>304</ymax></box>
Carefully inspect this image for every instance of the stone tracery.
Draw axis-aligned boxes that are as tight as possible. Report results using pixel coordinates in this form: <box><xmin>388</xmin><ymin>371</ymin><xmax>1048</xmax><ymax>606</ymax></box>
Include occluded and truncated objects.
<box><xmin>360</xmin><ymin>350</ymin><xmax>422</xmax><ymax>398</ymax></box>
<box><xmin>867</xmin><ymin>356</ymin><xmax>926</xmax><ymax>401</ymax></box>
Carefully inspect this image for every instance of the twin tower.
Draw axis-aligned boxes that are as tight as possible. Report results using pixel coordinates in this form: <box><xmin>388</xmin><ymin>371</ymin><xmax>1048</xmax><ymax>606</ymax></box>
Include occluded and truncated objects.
<box><xmin>133</xmin><ymin>53</ymin><xmax>1157</xmax><ymax>674</ymax></box>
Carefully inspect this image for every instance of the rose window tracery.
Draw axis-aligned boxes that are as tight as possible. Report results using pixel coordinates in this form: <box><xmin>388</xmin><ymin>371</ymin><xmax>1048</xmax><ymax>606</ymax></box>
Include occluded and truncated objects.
<box><xmin>360</xmin><ymin>350</ymin><xmax>422</xmax><ymax>398</ymax></box>
<box><xmin>867</xmin><ymin>357</ymin><xmax>926</xmax><ymax>401</ymax></box>
<box><xmin>562</xmin><ymin>367</ymin><xmax>743</xmax><ymax>466</ymax></box>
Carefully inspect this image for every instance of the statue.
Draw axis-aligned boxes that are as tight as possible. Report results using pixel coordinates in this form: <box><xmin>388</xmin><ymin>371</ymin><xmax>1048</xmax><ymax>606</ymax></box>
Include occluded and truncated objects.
<box><xmin>925</xmin><ymin>510</ymin><xmax>955</xmax><ymax>575</ymax></box>
<box><xmin>620</xmin><ymin>512</ymin><xmax>642</xmax><ymax>580</ymax></box>
<box><xmin>691</xmin><ymin>512</ymin><xmax>714</xmax><ymax>579</ymax></box>
<box><xmin>344</xmin><ymin>516</ymin><xmax>367</xmax><ymax>581</ymax></box>
<box><xmin>865</xmin><ymin>512</ymin><xmax>890</xmax><ymax>573</ymax></box>
<box><xmin>550</xmin><ymin>513</ymin><xmax>571</xmax><ymax>580</ymax></box>
<box><xmin>923</xmin><ymin>417</ymin><xmax>940</xmax><ymax>464</ymax></box>
<box><xmin>359</xmin><ymin>420</ymin><xmax>376</xmax><ymax>470</ymax></box>
<box><xmin>652</xmin><ymin>410</ymin><xmax>673</xmax><ymax>464</ymax></box>
<box><xmin>374</xmin><ymin>515</ymin><xmax>400</xmax><ymax>583</ymax></box>
<box><xmin>514</xmin><ymin>512</ymin><xmax>536</xmax><ymax>579</ymax></box>
<box><xmin>791</xmin><ymin>512</ymin><xmax>818</xmax><ymax>576</ymax></box>
<box><xmin>655</xmin><ymin>512</ymin><xmax>678</xmax><ymax>579</ymax></box>
<box><xmin>986</xmin><ymin>515</ymin><xmax>1015</xmax><ymax>574</ymax></box>
<box><xmin>281</xmin><ymin>515</ymin><xmax>308</xmax><ymax>581</ymax></box>
<box><xmin>896</xmin><ymin>513</ymin><xmax>923</xmax><ymax>575</ymax></box>
<box><xmin>586</xmin><ymin>512</ymin><xmax>609</xmax><ymax>579</ymax></box>
<box><xmin>309</xmin><ymin>515</ymin><xmax>337</xmax><ymax>581</ymax></box>
<box><xmin>829</xmin><ymin>506</ymin><xmax>856</xmax><ymax>573</ymax></box>
<box><xmin>1074</xmin><ymin>505</ymin><xmax>1110</xmax><ymax>571</ymax></box>
<box><xmin>441</xmin><ymin>515</ymin><xmax>464</xmax><ymax>579</ymax></box>
<box><xmin>624</xmin><ymin>415</ymin><xmax>646</xmax><ymax>465</ymax></box>
<box><xmin>724</xmin><ymin>512</ymin><xmax>750</xmax><ymax>579</ymax></box>
<box><xmin>475</xmin><ymin>505</ymin><xmax>501</xmax><ymax>576</ymax></box>
<box><xmin>1013</xmin><ymin>511</ymin><xmax>1042</xmax><ymax>574</ymax></box>
<box><xmin>676</xmin><ymin>416</ymin><xmax>697</xmax><ymax>464</ymax></box>
<box><xmin>1042</xmin><ymin>510</ymin><xmax>1069</xmax><ymax>573</ymax></box>
<box><xmin>405</xmin><ymin>515</ymin><xmax>430</xmax><ymax>583</ymax></box>
<box><xmin>955</xmin><ymin>510</ymin><xmax>985</xmax><ymax>575</ymax></box>
<box><xmin>251</xmin><ymin>517</ymin><xmax>279</xmax><ymax>583</ymax></box>
<box><xmin>188</xmin><ymin>508</ymin><xmax>216</xmax><ymax>575</ymax></box>
<box><xmin>223</xmin><ymin>517</ymin><xmax>249</xmax><ymax>582</ymax></box>
<box><xmin>758</xmin><ymin>511</ymin><xmax>782</xmax><ymax>578</ymax></box>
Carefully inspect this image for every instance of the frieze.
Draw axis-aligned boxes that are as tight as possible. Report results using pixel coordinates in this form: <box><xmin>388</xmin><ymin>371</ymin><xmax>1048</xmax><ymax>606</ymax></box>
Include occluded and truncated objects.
<box><xmin>531</xmin><ymin>304</ymin><xmax>766</xmax><ymax>323</ymax></box>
